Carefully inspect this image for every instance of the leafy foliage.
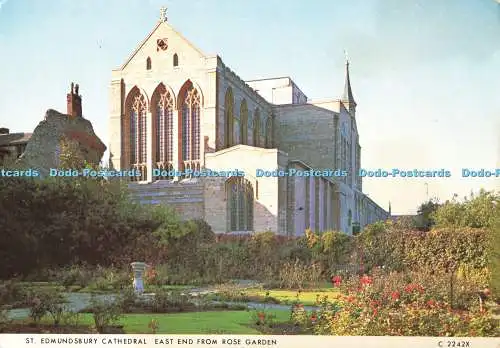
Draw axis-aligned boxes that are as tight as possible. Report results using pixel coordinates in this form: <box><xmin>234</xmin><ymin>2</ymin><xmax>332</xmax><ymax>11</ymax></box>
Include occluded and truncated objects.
<box><xmin>312</xmin><ymin>271</ymin><xmax>498</xmax><ymax>336</ymax></box>
<box><xmin>416</xmin><ymin>198</ymin><xmax>441</xmax><ymax>231</ymax></box>
<box><xmin>432</xmin><ymin>190</ymin><xmax>499</xmax><ymax>229</ymax></box>
<box><xmin>489</xmin><ymin>203</ymin><xmax>500</xmax><ymax>300</ymax></box>
<box><xmin>0</xmin><ymin>172</ymin><xmax>197</xmax><ymax>277</ymax></box>
<box><xmin>88</xmin><ymin>295</ymin><xmax>123</xmax><ymax>333</ymax></box>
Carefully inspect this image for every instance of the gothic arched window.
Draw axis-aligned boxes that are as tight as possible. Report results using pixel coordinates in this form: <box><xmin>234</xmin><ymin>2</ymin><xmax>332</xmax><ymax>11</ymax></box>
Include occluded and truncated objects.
<box><xmin>146</xmin><ymin>57</ymin><xmax>152</xmax><ymax>70</ymax></box>
<box><xmin>265</xmin><ymin>116</ymin><xmax>272</xmax><ymax>148</ymax></box>
<box><xmin>152</xmin><ymin>84</ymin><xmax>174</xmax><ymax>167</ymax></box>
<box><xmin>253</xmin><ymin>109</ymin><xmax>260</xmax><ymax>147</ymax></box>
<box><xmin>180</xmin><ymin>84</ymin><xmax>201</xmax><ymax>163</ymax></box>
<box><xmin>247</xmin><ymin>111</ymin><xmax>253</xmax><ymax>146</ymax></box>
<box><xmin>124</xmin><ymin>87</ymin><xmax>148</xmax><ymax>181</ymax></box>
<box><xmin>240</xmin><ymin>100</ymin><xmax>248</xmax><ymax>145</ymax></box>
<box><xmin>224</xmin><ymin>88</ymin><xmax>234</xmax><ymax>148</ymax></box>
<box><xmin>130</xmin><ymin>94</ymin><xmax>147</xmax><ymax>165</ymax></box>
<box><xmin>226</xmin><ymin>177</ymin><xmax>254</xmax><ymax>232</ymax></box>
<box><xmin>173</xmin><ymin>53</ymin><xmax>179</xmax><ymax>67</ymax></box>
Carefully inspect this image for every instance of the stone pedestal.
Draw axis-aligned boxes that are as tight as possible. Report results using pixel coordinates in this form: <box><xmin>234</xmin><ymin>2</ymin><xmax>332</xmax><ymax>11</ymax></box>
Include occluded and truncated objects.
<box><xmin>131</xmin><ymin>262</ymin><xmax>147</xmax><ymax>293</ymax></box>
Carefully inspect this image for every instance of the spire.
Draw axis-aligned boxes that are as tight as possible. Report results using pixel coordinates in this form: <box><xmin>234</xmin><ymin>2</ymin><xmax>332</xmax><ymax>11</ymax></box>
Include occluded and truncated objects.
<box><xmin>342</xmin><ymin>52</ymin><xmax>356</xmax><ymax>110</ymax></box>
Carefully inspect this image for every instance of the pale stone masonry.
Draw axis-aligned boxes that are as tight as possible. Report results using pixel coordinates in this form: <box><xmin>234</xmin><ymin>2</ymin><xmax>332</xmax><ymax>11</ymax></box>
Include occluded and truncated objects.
<box><xmin>109</xmin><ymin>10</ymin><xmax>389</xmax><ymax>235</ymax></box>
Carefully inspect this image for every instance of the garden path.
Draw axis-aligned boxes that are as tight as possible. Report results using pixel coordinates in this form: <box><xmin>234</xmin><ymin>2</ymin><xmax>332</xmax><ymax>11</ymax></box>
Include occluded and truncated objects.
<box><xmin>5</xmin><ymin>289</ymin><xmax>318</xmax><ymax>320</ymax></box>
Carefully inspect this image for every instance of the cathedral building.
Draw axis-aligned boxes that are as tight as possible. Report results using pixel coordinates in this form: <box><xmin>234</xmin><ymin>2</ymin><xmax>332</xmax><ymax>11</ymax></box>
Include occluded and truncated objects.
<box><xmin>108</xmin><ymin>9</ymin><xmax>389</xmax><ymax>235</ymax></box>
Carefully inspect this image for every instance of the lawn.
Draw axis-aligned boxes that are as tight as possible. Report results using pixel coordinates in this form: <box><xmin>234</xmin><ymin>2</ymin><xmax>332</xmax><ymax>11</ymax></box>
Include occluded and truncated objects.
<box><xmin>245</xmin><ymin>288</ymin><xmax>340</xmax><ymax>306</ymax></box>
<box><xmin>9</xmin><ymin>310</ymin><xmax>291</xmax><ymax>334</ymax></box>
<box><xmin>120</xmin><ymin>310</ymin><xmax>290</xmax><ymax>334</ymax></box>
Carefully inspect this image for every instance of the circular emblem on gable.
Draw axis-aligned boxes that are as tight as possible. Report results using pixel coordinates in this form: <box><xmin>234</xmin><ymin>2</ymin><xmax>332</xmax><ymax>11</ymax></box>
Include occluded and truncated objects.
<box><xmin>157</xmin><ymin>38</ymin><xmax>168</xmax><ymax>51</ymax></box>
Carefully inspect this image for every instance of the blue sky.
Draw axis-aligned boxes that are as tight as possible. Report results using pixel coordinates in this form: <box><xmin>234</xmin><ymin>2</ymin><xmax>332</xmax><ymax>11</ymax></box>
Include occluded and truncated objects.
<box><xmin>0</xmin><ymin>0</ymin><xmax>499</xmax><ymax>214</ymax></box>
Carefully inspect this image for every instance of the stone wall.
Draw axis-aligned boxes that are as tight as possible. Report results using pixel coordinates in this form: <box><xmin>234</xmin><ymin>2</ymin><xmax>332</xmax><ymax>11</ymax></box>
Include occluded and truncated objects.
<box><xmin>274</xmin><ymin>104</ymin><xmax>337</xmax><ymax>170</ymax></box>
<box><xmin>128</xmin><ymin>180</ymin><xmax>204</xmax><ymax>220</ymax></box>
<box><xmin>216</xmin><ymin>63</ymin><xmax>273</xmax><ymax>151</ymax></box>
<box><xmin>19</xmin><ymin>109</ymin><xmax>105</xmax><ymax>176</ymax></box>
<box><xmin>108</xmin><ymin>20</ymin><xmax>219</xmax><ymax>175</ymax></box>
<box><xmin>205</xmin><ymin>145</ymin><xmax>288</xmax><ymax>233</ymax></box>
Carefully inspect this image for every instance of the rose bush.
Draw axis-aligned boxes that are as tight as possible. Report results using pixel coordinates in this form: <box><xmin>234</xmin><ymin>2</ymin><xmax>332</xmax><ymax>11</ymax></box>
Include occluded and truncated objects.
<box><xmin>310</xmin><ymin>273</ymin><xmax>499</xmax><ymax>336</ymax></box>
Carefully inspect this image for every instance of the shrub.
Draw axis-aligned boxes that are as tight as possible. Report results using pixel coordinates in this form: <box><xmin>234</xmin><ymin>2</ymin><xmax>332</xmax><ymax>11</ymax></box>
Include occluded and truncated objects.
<box><xmin>26</xmin><ymin>288</ymin><xmax>66</xmax><ymax>324</ymax></box>
<box><xmin>250</xmin><ymin>309</ymin><xmax>277</xmax><ymax>327</ymax></box>
<box><xmin>0</xmin><ymin>280</ymin><xmax>26</xmax><ymax>307</ymax></box>
<box><xmin>0</xmin><ymin>310</ymin><xmax>11</xmax><ymax>332</ymax></box>
<box><xmin>60</xmin><ymin>311</ymin><xmax>81</xmax><ymax>326</ymax></box>
<box><xmin>312</xmin><ymin>272</ymin><xmax>499</xmax><ymax>336</ymax></box>
<box><xmin>88</xmin><ymin>295</ymin><xmax>123</xmax><ymax>333</ymax></box>
<box><xmin>55</xmin><ymin>265</ymin><xmax>93</xmax><ymax>288</ymax></box>
<box><xmin>150</xmin><ymin>290</ymin><xmax>195</xmax><ymax>313</ymax></box>
<box><xmin>85</xmin><ymin>266</ymin><xmax>130</xmax><ymax>292</ymax></box>
<box><xmin>212</xmin><ymin>284</ymin><xmax>251</xmax><ymax>302</ymax></box>
<box><xmin>489</xmin><ymin>211</ymin><xmax>500</xmax><ymax>300</ymax></box>
<box><xmin>148</xmin><ymin>319</ymin><xmax>159</xmax><ymax>334</ymax></box>
<box><xmin>116</xmin><ymin>288</ymin><xmax>138</xmax><ymax>312</ymax></box>
<box><xmin>277</xmin><ymin>260</ymin><xmax>323</xmax><ymax>289</ymax></box>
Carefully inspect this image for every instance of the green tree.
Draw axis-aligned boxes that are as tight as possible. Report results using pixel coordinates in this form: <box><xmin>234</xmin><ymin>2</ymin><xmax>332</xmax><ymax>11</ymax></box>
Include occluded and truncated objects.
<box><xmin>416</xmin><ymin>198</ymin><xmax>440</xmax><ymax>231</ymax></box>
<box><xmin>432</xmin><ymin>189</ymin><xmax>499</xmax><ymax>229</ymax></box>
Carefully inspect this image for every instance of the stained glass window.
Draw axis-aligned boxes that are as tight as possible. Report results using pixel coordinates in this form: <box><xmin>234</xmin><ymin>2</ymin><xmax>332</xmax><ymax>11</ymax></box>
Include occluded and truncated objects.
<box><xmin>225</xmin><ymin>88</ymin><xmax>234</xmax><ymax>148</ymax></box>
<box><xmin>253</xmin><ymin>110</ymin><xmax>260</xmax><ymax>147</ymax></box>
<box><xmin>182</xmin><ymin>103</ymin><xmax>190</xmax><ymax>161</ymax></box>
<box><xmin>227</xmin><ymin>177</ymin><xmax>254</xmax><ymax>232</ymax></box>
<box><xmin>130</xmin><ymin>110</ymin><xmax>137</xmax><ymax>164</ymax></box>
<box><xmin>240</xmin><ymin>100</ymin><xmax>248</xmax><ymax>145</ymax></box>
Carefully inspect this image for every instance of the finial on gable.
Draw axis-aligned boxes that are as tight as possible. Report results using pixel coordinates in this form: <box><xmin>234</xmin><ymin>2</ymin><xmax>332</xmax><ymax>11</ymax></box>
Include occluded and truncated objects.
<box><xmin>159</xmin><ymin>6</ymin><xmax>168</xmax><ymax>22</ymax></box>
<box><xmin>344</xmin><ymin>49</ymin><xmax>349</xmax><ymax>65</ymax></box>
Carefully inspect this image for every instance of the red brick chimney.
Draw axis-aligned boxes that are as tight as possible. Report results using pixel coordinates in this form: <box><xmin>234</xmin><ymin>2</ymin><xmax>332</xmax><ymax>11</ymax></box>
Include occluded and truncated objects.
<box><xmin>67</xmin><ymin>82</ymin><xmax>82</xmax><ymax>118</ymax></box>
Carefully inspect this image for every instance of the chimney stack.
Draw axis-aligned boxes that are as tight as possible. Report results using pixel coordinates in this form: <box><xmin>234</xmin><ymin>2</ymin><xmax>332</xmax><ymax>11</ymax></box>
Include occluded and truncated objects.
<box><xmin>67</xmin><ymin>82</ymin><xmax>82</xmax><ymax>118</ymax></box>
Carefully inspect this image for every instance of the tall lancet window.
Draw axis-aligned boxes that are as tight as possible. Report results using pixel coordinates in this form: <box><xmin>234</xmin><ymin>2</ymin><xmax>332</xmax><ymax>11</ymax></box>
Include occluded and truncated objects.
<box><xmin>265</xmin><ymin>116</ymin><xmax>272</xmax><ymax>148</ymax></box>
<box><xmin>253</xmin><ymin>109</ymin><xmax>260</xmax><ymax>147</ymax></box>
<box><xmin>226</xmin><ymin>177</ymin><xmax>254</xmax><ymax>232</ymax></box>
<box><xmin>131</xmin><ymin>94</ymin><xmax>147</xmax><ymax>165</ymax></box>
<box><xmin>240</xmin><ymin>100</ymin><xmax>248</xmax><ymax>145</ymax></box>
<box><xmin>130</xmin><ymin>110</ymin><xmax>137</xmax><ymax>165</ymax></box>
<box><xmin>180</xmin><ymin>86</ymin><xmax>201</xmax><ymax>162</ymax></box>
<box><xmin>155</xmin><ymin>89</ymin><xmax>174</xmax><ymax>164</ymax></box>
<box><xmin>123</xmin><ymin>89</ymin><xmax>148</xmax><ymax>181</ymax></box>
<box><xmin>224</xmin><ymin>88</ymin><xmax>234</xmax><ymax>148</ymax></box>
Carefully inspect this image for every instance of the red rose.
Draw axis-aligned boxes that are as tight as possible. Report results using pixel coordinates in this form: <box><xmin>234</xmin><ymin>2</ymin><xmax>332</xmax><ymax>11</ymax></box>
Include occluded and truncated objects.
<box><xmin>391</xmin><ymin>291</ymin><xmax>400</xmax><ymax>300</ymax></box>
<box><xmin>331</xmin><ymin>275</ymin><xmax>342</xmax><ymax>287</ymax></box>
<box><xmin>360</xmin><ymin>275</ymin><xmax>373</xmax><ymax>286</ymax></box>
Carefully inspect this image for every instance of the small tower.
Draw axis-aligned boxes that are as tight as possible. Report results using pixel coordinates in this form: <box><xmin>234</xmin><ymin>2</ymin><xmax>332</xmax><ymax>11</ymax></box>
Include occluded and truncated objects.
<box><xmin>67</xmin><ymin>82</ymin><xmax>82</xmax><ymax>118</ymax></box>
<box><xmin>342</xmin><ymin>57</ymin><xmax>357</xmax><ymax>116</ymax></box>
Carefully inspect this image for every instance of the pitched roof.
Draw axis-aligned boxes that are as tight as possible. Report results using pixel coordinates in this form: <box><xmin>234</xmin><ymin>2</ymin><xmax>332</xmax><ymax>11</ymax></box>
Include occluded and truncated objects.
<box><xmin>119</xmin><ymin>20</ymin><xmax>206</xmax><ymax>71</ymax></box>
<box><xmin>0</xmin><ymin>133</ymin><xmax>32</xmax><ymax>146</ymax></box>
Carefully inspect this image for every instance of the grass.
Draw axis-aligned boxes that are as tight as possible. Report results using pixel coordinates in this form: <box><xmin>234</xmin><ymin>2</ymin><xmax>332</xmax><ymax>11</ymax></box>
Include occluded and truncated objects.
<box><xmin>244</xmin><ymin>288</ymin><xmax>340</xmax><ymax>306</ymax></box>
<box><xmin>11</xmin><ymin>310</ymin><xmax>291</xmax><ymax>334</ymax></box>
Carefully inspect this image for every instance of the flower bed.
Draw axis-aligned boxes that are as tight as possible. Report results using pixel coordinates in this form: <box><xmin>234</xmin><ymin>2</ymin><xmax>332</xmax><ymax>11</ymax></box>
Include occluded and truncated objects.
<box><xmin>307</xmin><ymin>272</ymin><xmax>499</xmax><ymax>336</ymax></box>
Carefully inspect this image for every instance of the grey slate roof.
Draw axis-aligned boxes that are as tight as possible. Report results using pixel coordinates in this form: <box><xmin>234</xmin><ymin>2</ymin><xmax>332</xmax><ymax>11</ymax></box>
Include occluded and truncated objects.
<box><xmin>0</xmin><ymin>133</ymin><xmax>33</xmax><ymax>146</ymax></box>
